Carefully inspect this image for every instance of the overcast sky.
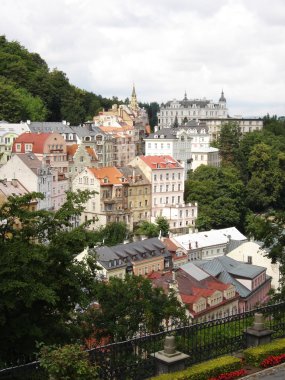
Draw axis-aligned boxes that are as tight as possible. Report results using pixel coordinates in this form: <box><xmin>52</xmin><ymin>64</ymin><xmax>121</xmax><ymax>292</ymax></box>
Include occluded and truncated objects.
<box><xmin>1</xmin><ymin>0</ymin><xmax>285</xmax><ymax>116</ymax></box>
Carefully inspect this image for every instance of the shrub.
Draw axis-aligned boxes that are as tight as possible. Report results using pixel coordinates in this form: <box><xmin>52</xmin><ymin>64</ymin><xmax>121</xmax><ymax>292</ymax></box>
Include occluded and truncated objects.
<box><xmin>150</xmin><ymin>355</ymin><xmax>242</xmax><ymax>380</ymax></box>
<box><xmin>39</xmin><ymin>343</ymin><xmax>98</xmax><ymax>380</ymax></box>
<box><xmin>244</xmin><ymin>337</ymin><xmax>285</xmax><ymax>367</ymax></box>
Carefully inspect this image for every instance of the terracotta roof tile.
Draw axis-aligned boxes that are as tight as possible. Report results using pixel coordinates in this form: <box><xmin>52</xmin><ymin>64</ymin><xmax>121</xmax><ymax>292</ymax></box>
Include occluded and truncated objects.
<box><xmin>89</xmin><ymin>167</ymin><xmax>126</xmax><ymax>185</ymax></box>
<box><xmin>12</xmin><ymin>132</ymin><xmax>51</xmax><ymax>153</ymax></box>
<box><xmin>139</xmin><ymin>155</ymin><xmax>181</xmax><ymax>169</ymax></box>
<box><xmin>66</xmin><ymin>144</ymin><xmax>78</xmax><ymax>156</ymax></box>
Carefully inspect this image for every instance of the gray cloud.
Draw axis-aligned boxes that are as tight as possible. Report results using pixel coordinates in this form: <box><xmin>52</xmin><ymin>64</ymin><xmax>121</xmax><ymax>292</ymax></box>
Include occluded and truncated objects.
<box><xmin>1</xmin><ymin>0</ymin><xmax>285</xmax><ymax>116</ymax></box>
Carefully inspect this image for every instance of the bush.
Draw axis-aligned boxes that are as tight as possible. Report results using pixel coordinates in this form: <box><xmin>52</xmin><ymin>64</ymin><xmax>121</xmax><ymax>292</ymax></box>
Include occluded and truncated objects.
<box><xmin>244</xmin><ymin>337</ymin><xmax>285</xmax><ymax>367</ymax></box>
<box><xmin>150</xmin><ymin>356</ymin><xmax>242</xmax><ymax>380</ymax></box>
<box><xmin>39</xmin><ymin>343</ymin><xmax>98</xmax><ymax>380</ymax></box>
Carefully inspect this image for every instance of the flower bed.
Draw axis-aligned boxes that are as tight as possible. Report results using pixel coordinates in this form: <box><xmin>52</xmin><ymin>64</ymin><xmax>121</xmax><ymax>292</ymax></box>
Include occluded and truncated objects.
<box><xmin>208</xmin><ymin>368</ymin><xmax>248</xmax><ymax>380</ymax></box>
<box><xmin>260</xmin><ymin>353</ymin><xmax>285</xmax><ymax>368</ymax></box>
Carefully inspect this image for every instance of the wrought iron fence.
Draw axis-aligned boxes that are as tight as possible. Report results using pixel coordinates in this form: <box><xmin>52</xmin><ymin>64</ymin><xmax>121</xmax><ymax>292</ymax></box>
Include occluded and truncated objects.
<box><xmin>1</xmin><ymin>301</ymin><xmax>285</xmax><ymax>380</ymax></box>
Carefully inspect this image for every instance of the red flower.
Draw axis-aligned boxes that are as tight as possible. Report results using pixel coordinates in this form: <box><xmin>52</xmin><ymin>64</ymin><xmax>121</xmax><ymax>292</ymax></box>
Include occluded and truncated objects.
<box><xmin>208</xmin><ymin>369</ymin><xmax>247</xmax><ymax>380</ymax></box>
<box><xmin>260</xmin><ymin>353</ymin><xmax>285</xmax><ymax>368</ymax></box>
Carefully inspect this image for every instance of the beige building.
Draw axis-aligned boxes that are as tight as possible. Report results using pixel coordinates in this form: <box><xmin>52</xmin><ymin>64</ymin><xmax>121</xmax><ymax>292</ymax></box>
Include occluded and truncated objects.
<box><xmin>201</xmin><ymin>117</ymin><xmax>263</xmax><ymax>141</ymax></box>
<box><xmin>129</xmin><ymin>155</ymin><xmax>198</xmax><ymax>233</ymax></box>
<box><xmin>119</xmin><ymin>166</ymin><xmax>151</xmax><ymax>230</ymax></box>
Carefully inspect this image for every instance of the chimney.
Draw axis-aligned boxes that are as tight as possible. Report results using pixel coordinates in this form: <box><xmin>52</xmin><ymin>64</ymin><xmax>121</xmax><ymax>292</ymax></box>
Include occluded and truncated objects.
<box><xmin>11</xmin><ymin>179</ymin><xmax>18</xmax><ymax>187</ymax></box>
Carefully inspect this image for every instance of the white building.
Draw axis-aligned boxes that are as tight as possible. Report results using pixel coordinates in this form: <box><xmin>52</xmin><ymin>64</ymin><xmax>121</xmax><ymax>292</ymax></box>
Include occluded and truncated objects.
<box><xmin>157</xmin><ymin>91</ymin><xmax>228</xmax><ymax>129</ymax></box>
<box><xmin>144</xmin><ymin>120</ymin><xmax>220</xmax><ymax>173</ymax></box>
<box><xmin>227</xmin><ymin>241</ymin><xmax>280</xmax><ymax>291</ymax></box>
<box><xmin>129</xmin><ymin>155</ymin><xmax>197</xmax><ymax>233</ymax></box>
<box><xmin>171</xmin><ymin>227</ymin><xmax>247</xmax><ymax>261</ymax></box>
<box><xmin>0</xmin><ymin>153</ymin><xmax>53</xmax><ymax>210</ymax></box>
<box><xmin>0</xmin><ymin>121</ymin><xmax>30</xmax><ymax>164</ymax></box>
<box><xmin>72</xmin><ymin>168</ymin><xmax>106</xmax><ymax>229</ymax></box>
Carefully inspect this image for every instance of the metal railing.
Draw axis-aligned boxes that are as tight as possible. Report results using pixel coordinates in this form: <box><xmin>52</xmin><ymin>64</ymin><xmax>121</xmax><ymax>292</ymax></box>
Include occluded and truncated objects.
<box><xmin>1</xmin><ymin>301</ymin><xmax>285</xmax><ymax>380</ymax></box>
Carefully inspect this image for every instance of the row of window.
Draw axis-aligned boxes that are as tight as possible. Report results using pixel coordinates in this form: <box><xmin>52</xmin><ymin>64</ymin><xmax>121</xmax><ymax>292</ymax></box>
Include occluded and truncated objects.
<box><xmin>154</xmin><ymin>184</ymin><xmax>182</xmax><ymax>192</ymax></box>
<box><xmin>153</xmin><ymin>196</ymin><xmax>185</xmax><ymax>205</ymax></box>
<box><xmin>153</xmin><ymin>172</ymin><xmax>181</xmax><ymax>181</ymax></box>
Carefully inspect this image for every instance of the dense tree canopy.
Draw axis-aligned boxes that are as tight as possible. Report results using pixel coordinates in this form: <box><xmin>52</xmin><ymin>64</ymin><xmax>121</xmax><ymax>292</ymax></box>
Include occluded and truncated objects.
<box><xmin>81</xmin><ymin>275</ymin><xmax>186</xmax><ymax>342</ymax></box>
<box><xmin>0</xmin><ymin>191</ymin><xmax>100</xmax><ymax>363</ymax></box>
<box><xmin>0</xmin><ymin>35</ymin><xmax>120</xmax><ymax>124</ymax></box>
<box><xmin>185</xmin><ymin>165</ymin><xmax>247</xmax><ymax>231</ymax></box>
<box><xmin>187</xmin><ymin>117</ymin><xmax>285</xmax><ymax>231</ymax></box>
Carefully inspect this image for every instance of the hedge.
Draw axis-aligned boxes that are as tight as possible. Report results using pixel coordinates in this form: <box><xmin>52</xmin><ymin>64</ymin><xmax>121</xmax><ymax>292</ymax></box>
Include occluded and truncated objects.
<box><xmin>150</xmin><ymin>356</ymin><xmax>242</xmax><ymax>380</ymax></box>
<box><xmin>244</xmin><ymin>337</ymin><xmax>285</xmax><ymax>367</ymax></box>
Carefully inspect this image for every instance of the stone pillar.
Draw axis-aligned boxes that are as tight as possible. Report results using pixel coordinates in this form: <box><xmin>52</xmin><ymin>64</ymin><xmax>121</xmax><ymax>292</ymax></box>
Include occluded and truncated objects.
<box><xmin>245</xmin><ymin>313</ymin><xmax>274</xmax><ymax>348</ymax></box>
<box><xmin>151</xmin><ymin>335</ymin><xmax>189</xmax><ymax>375</ymax></box>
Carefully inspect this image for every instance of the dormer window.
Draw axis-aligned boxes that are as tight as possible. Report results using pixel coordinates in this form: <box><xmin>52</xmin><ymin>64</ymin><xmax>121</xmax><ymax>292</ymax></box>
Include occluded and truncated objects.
<box><xmin>25</xmin><ymin>143</ymin><xmax>32</xmax><ymax>152</ymax></box>
<box><xmin>103</xmin><ymin>177</ymin><xmax>109</xmax><ymax>184</ymax></box>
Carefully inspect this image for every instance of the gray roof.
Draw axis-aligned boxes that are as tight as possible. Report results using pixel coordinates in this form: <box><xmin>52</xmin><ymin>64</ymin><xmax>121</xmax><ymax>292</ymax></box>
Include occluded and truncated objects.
<box><xmin>94</xmin><ymin>238</ymin><xmax>170</xmax><ymax>270</ymax></box>
<box><xmin>29</xmin><ymin>122</ymin><xmax>74</xmax><ymax>134</ymax></box>
<box><xmin>146</xmin><ymin>123</ymin><xmax>209</xmax><ymax>140</ymax></box>
<box><xmin>194</xmin><ymin>256</ymin><xmax>270</xmax><ymax>299</ymax></box>
<box><xmin>119</xmin><ymin>166</ymin><xmax>150</xmax><ymax>186</ymax></box>
<box><xmin>163</xmin><ymin>99</ymin><xmax>211</xmax><ymax>108</ymax></box>
<box><xmin>227</xmin><ymin>239</ymin><xmax>246</xmax><ymax>254</ymax></box>
<box><xmin>195</xmin><ymin>256</ymin><xmax>266</xmax><ymax>279</ymax></box>
<box><xmin>71</xmin><ymin>125</ymin><xmax>107</xmax><ymax>139</ymax></box>
<box><xmin>16</xmin><ymin>153</ymin><xmax>42</xmax><ymax>174</ymax></box>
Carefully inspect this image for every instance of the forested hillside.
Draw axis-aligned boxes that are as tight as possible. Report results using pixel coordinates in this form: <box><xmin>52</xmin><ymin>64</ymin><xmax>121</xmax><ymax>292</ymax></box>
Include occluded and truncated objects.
<box><xmin>0</xmin><ymin>35</ymin><xmax>120</xmax><ymax>124</ymax></box>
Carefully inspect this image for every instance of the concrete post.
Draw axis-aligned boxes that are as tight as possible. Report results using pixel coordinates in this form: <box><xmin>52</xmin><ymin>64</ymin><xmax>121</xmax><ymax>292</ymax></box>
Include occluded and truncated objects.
<box><xmin>245</xmin><ymin>313</ymin><xmax>274</xmax><ymax>348</ymax></box>
<box><xmin>151</xmin><ymin>335</ymin><xmax>189</xmax><ymax>375</ymax></box>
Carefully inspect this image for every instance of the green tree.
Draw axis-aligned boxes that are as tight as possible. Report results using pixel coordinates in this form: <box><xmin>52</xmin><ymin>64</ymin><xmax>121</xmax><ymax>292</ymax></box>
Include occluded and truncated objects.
<box><xmin>134</xmin><ymin>220</ymin><xmax>159</xmax><ymax>238</ymax></box>
<box><xmin>156</xmin><ymin>216</ymin><xmax>170</xmax><ymax>237</ymax></box>
<box><xmin>246</xmin><ymin>143</ymin><xmax>284</xmax><ymax>211</ymax></box>
<box><xmin>0</xmin><ymin>191</ymin><xmax>100</xmax><ymax>362</ymax></box>
<box><xmin>40</xmin><ymin>344</ymin><xmax>98</xmax><ymax>380</ymax></box>
<box><xmin>81</xmin><ymin>275</ymin><xmax>186</xmax><ymax>342</ymax></box>
<box><xmin>98</xmin><ymin>221</ymin><xmax>129</xmax><ymax>246</ymax></box>
<box><xmin>217</xmin><ymin>122</ymin><xmax>241</xmax><ymax>165</ymax></box>
<box><xmin>185</xmin><ymin>165</ymin><xmax>247</xmax><ymax>230</ymax></box>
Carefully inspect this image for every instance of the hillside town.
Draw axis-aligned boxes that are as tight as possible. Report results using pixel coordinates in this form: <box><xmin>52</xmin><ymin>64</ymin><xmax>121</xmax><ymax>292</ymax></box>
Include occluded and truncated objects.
<box><xmin>1</xmin><ymin>27</ymin><xmax>285</xmax><ymax>379</ymax></box>
<box><xmin>0</xmin><ymin>86</ymin><xmax>279</xmax><ymax>321</ymax></box>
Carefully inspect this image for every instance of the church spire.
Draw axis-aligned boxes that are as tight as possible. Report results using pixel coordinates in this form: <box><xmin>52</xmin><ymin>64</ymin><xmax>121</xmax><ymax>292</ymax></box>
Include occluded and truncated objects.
<box><xmin>219</xmin><ymin>89</ymin><xmax>226</xmax><ymax>102</ymax></box>
<box><xmin>130</xmin><ymin>84</ymin><xmax>138</xmax><ymax>111</ymax></box>
<box><xmin>183</xmin><ymin>91</ymin><xmax>188</xmax><ymax>101</ymax></box>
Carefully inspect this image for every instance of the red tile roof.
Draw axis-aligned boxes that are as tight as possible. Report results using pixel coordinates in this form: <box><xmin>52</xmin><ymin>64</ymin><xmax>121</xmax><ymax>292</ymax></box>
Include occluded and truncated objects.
<box><xmin>89</xmin><ymin>167</ymin><xmax>126</xmax><ymax>185</ymax></box>
<box><xmin>12</xmin><ymin>132</ymin><xmax>52</xmax><ymax>153</ymax></box>
<box><xmin>139</xmin><ymin>155</ymin><xmax>181</xmax><ymax>169</ymax></box>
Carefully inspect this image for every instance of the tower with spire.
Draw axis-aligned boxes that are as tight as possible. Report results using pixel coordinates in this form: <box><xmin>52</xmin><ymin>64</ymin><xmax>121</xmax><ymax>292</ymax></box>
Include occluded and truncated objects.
<box><xmin>130</xmin><ymin>84</ymin><xmax>139</xmax><ymax>111</ymax></box>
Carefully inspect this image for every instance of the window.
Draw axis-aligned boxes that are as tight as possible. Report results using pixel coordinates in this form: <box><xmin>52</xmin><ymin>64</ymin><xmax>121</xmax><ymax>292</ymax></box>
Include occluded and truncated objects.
<box><xmin>166</xmin><ymin>173</ymin><xmax>169</xmax><ymax>180</ymax></box>
<box><xmin>160</xmin><ymin>174</ymin><xmax>163</xmax><ymax>180</ymax></box>
<box><xmin>145</xmin><ymin>200</ymin><xmax>148</xmax><ymax>206</ymax></box>
<box><xmin>154</xmin><ymin>186</ymin><xmax>157</xmax><ymax>193</ymax></box>
<box><xmin>16</xmin><ymin>143</ymin><xmax>21</xmax><ymax>152</ymax></box>
<box><xmin>166</xmin><ymin>197</ymin><xmax>169</xmax><ymax>204</ymax></box>
<box><xmin>247</xmin><ymin>256</ymin><xmax>252</xmax><ymax>264</ymax></box>
<box><xmin>25</xmin><ymin>143</ymin><xmax>32</xmax><ymax>152</ymax></box>
<box><xmin>160</xmin><ymin>185</ymin><xmax>163</xmax><ymax>192</ymax></box>
<box><xmin>172</xmin><ymin>184</ymin><xmax>175</xmax><ymax>191</ymax></box>
<box><xmin>154</xmin><ymin>174</ymin><xmax>157</xmax><ymax>181</ymax></box>
<box><xmin>172</xmin><ymin>173</ymin><xmax>175</xmax><ymax>180</ymax></box>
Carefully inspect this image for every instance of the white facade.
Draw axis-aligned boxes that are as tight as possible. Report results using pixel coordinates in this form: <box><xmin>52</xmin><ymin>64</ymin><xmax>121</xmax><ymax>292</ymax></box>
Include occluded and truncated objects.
<box><xmin>0</xmin><ymin>154</ymin><xmax>53</xmax><ymax>210</ymax></box>
<box><xmin>72</xmin><ymin>168</ymin><xmax>106</xmax><ymax>229</ymax></box>
<box><xmin>227</xmin><ymin>241</ymin><xmax>280</xmax><ymax>291</ymax></box>
<box><xmin>144</xmin><ymin>123</ymin><xmax>220</xmax><ymax>173</ymax></box>
<box><xmin>172</xmin><ymin>227</ymin><xmax>247</xmax><ymax>261</ymax></box>
<box><xmin>157</xmin><ymin>92</ymin><xmax>228</xmax><ymax>129</ymax></box>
